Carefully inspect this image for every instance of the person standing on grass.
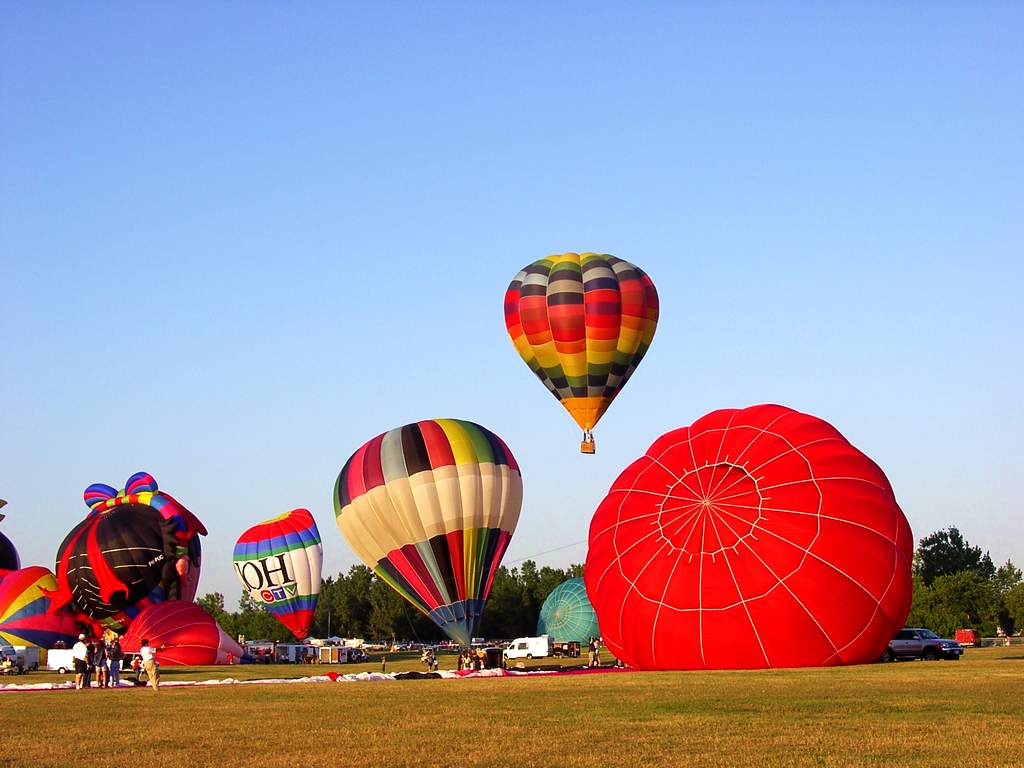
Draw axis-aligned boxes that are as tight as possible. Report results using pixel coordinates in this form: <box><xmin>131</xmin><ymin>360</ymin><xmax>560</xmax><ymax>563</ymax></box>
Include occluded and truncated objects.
<box><xmin>72</xmin><ymin>633</ymin><xmax>89</xmax><ymax>690</ymax></box>
<box><xmin>139</xmin><ymin>638</ymin><xmax>163</xmax><ymax>691</ymax></box>
<box><xmin>92</xmin><ymin>637</ymin><xmax>108</xmax><ymax>688</ymax></box>
<box><xmin>107</xmin><ymin>637</ymin><xmax>122</xmax><ymax>687</ymax></box>
<box><xmin>83</xmin><ymin>638</ymin><xmax>96</xmax><ymax>688</ymax></box>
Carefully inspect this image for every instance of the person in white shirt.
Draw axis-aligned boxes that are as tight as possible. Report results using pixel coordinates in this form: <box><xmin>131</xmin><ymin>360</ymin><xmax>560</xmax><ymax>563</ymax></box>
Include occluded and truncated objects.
<box><xmin>139</xmin><ymin>638</ymin><xmax>164</xmax><ymax>691</ymax></box>
<box><xmin>72</xmin><ymin>634</ymin><xmax>89</xmax><ymax>690</ymax></box>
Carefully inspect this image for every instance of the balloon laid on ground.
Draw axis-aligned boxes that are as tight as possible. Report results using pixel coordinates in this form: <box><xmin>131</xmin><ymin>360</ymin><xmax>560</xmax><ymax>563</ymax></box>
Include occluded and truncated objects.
<box><xmin>504</xmin><ymin>253</ymin><xmax>659</xmax><ymax>452</ymax></box>
<box><xmin>0</xmin><ymin>500</ymin><xmax>20</xmax><ymax>573</ymax></box>
<box><xmin>121</xmin><ymin>600</ymin><xmax>243</xmax><ymax>665</ymax></box>
<box><xmin>233</xmin><ymin>508</ymin><xmax>322</xmax><ymax>640</ymax></box>
<box><xmin>334</xmin><ymin>419</ymin><xmax>522</xmax><ymax>646</ymax></box>
<box><xmin>537</xmin><ymin>577</ymin><xmax>600</xmax><ymax>645</ymax></box>
<box><xmin>585</xmin><ymin>404</ymin><xmax>913</xmax><ymax>670</ymax></box>
<box><xmin>0</xmin><ymin>566</ymin><xmax>81</xmax><ymax>648</ymax></box>
<box><xmin>49</xmin><ymin>472</ymin><xmax>207</xmax><ymax>632</ymax></box>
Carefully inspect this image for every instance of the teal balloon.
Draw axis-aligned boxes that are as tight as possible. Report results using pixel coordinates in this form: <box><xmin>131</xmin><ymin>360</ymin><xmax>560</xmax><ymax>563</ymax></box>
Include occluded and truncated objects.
<box><xmin>537</xmin><ymin>577</ymin><xmax>600</xmax><ymax>644</ymax></box>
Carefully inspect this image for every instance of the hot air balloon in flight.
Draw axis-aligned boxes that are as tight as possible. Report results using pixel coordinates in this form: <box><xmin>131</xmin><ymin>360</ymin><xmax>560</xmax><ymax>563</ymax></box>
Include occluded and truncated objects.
<box><xmin>537</xmin><ymin>577</ymin><xmax>599</xmax><ymax>646</ymax></box>
<box><xmin>585</xmin><ymin>404</ymin><xmax>913</xmax><ymax>670</ymax></box>
<box><xmin>50</xmin><ymin>472</ymin><xmax>207</xmax><ymax>632</ymax></box>
<box><xmin>504</xmin><ymin>253</ymin><xmax>659</xmax><ymax>453</ymax></box>
<box><xmin>0</xmin><ymin>499</ymin><xmax>20</xmax><ymax>575</ymax></box>
<box><xmin>233</xmin><ymin>508</ymin><xmax>322</xmax><ymax>640</ymax></box>
<box><xmin>334</xmin><ymin>419</ymin><xmax>522</xmax><ymax>646</ymax></box>
<box><xmin>121</xmin><ymin>601</ymin><xmax>243</xmax><ymax>665</ymax></box>
<box><xmin>0</xmin><ymin>566</ymin><xmax>81</xmax><ymax>648</ymax></box>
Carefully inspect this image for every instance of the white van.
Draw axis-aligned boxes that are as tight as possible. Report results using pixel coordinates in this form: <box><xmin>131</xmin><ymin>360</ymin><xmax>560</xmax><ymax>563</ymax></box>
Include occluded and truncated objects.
<box><xmin>503</xmin><ymin>635</ymin><xmax>554</xmax><ymax>660</ymax></box>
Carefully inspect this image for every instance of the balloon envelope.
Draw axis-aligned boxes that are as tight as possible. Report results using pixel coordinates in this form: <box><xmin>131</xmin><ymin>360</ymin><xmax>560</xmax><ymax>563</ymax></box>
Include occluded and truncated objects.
<box><xmin>51</xmin><ymin>472</ymin><xmax>206</xmax><ymax>632</ymax></box>
<box><xmin>585</xmin><ymin>404</ymin><xmax>913</xmax><ymax>670</ymax></box>
<box><xmin>504</xmin><ymin>253</ymin><xmax>659</xmax><ymax>443</ymax></box>
<box><xmin>233</xmin><ymin>508</ymin><xmax>322</xmax><ymax>640</ymax></box>
<box><xmin>334</xmin><ymin>419</ymin><xmax>522</xmax><ymax>646</ymax></box>
<box><xmin>537</xmin><ymin>577</ymin><xmax>599</xmax><ymax>645</ymax></box>
<box><xmin>0</xmin><ymin>566</ymin><xmax>81</xmax><ymax>648</ymax></box>
<box><xmin>0</xmin><ymin>531</ymin><xmax>18</xmax><ymax>573</ymax></box>
<box><xmin>121</xmin><ymin>601</ymin><xmax>243</xmax><ymax>666</ymax></box>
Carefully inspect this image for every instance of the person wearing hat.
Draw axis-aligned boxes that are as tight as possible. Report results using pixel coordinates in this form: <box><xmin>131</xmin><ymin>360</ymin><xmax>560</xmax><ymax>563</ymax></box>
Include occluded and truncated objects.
<box><xmin>72</xmin><ymin>634</ymin><xmax>89</xmax><ymax>690</ymax></box>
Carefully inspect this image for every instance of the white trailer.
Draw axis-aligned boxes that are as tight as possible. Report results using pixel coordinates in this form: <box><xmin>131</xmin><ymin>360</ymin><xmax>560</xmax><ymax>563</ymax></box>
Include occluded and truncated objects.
<box><xmin>13</xmin><ymin>646</ymin><xmax>40</xmax><ymax>670</ymax></box>
<box><xmin>47</xmin><ymin>648</ymin><xmax>76</xmax><ymax>674</ymax></box>
<box><xmin>503</xmin><ymin>635</ymin><xmax>554</xmax><ymax>660</ymax></box>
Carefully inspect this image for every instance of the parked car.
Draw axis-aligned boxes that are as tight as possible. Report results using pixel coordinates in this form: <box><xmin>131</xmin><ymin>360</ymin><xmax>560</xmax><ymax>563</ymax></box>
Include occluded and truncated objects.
<box><xmin>882</xmin><ymin>628</ymin><xmax>963</xmax><ymax>661</ymax></box>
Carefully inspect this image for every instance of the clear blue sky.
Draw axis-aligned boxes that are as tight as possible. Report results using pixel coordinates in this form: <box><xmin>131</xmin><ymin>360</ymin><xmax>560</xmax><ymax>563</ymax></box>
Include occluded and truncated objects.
<box><xmin>2</xmin><ymin>3</ymin><xmax>1021</xmax><ymax>602</ymax></box>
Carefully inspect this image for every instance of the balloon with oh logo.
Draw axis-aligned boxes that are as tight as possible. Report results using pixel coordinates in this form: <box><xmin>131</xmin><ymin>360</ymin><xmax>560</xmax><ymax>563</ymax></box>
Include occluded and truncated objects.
<box><xmin>233</xmin><ymin>508</ymin><xmax>322</xmax><ymax>640</ymax></box>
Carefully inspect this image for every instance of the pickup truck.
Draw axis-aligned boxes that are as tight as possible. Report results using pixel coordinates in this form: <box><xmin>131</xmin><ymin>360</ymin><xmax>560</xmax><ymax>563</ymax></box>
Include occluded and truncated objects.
<box><xmin>881</xmin><ymin>628</ymin><xmax>963</xmax><ymax>662</ymax></box>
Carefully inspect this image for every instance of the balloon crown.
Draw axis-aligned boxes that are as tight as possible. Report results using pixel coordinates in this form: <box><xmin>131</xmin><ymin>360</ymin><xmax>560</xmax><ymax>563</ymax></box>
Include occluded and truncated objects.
<box><xmin>83</xmin><ymin>472</ymin><xmax>160</xmax><ymax>514</ymax></box>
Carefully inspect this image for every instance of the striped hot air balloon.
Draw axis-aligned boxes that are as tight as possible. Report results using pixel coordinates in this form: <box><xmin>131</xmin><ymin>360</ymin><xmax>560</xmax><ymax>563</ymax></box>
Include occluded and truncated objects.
<box><xmin>233</xmin><ymin>508</ymin><xmax>322</xmax><ymax>640</ymax></box>
<box><xmin>504</xmin><ymin>253</ymin><xmax>659</xmax><ymax>453</ymax></box>
<box><xmin>334</xmin><ymin>419</ymin><xmax>522</xmax><ymax>646</ymax></box>
<box><xmin>0</xmin><ymin>566</ymin><xmax>81</xmax><ymax>648</ymax></box>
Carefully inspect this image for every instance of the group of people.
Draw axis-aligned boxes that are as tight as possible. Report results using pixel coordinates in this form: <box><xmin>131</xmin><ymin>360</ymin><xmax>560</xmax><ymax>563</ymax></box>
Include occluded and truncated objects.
<box><xmin>420</xmin><ymin>647</ymin><xmax>440</xmax><ymax>672</ymax></box>
<box><xmin>71</xmin><ymin>632</ymin><xmax>123</xmax><ymax>689</ymax></box>
<box><xmin>588</xmin><ymin>636</ymin><xmax>602</xmax><ymax>667</ymax></box>
<box><xmin>456</xmin><ymin>648</ymin><xmax>489</xmax><ymax>671</ymax></box>
<box><xmin>0</xmin><ymin>649</ymin><xmax>21</xmax><ymax>674</ymax></box>
<box><xmin>71</xmin><ymin>633</ymin><xmax>163</xmax><ymax>691</ymax></box>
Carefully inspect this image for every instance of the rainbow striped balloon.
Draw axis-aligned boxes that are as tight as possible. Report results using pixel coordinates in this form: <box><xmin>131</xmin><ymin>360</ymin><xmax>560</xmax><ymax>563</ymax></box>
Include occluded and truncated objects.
<box><xmin>504</xmin><ymin>253</ymin><xmax>659</xmax><ymax>451</ymax></box>
<box><xmin>0</xmin><ymin>566</ymin><xmax>81</xmax><ymax>648</ymax></box>
<box><xmin>233</xmin><ymin>508</ymin><xmax>322</xmax><ymax>640</ymax></box>
<box><xmin>334</xmin><ymin>419</ymin><xmax>522</xmax><ymax>646</ymax></box>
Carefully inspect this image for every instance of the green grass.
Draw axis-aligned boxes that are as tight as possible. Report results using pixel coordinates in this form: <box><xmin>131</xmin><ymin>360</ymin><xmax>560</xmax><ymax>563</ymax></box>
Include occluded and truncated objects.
<box><xmin>3</xmin><ymin>646</ymin><xmax>1022</xmax><ymax>768</ymax></box>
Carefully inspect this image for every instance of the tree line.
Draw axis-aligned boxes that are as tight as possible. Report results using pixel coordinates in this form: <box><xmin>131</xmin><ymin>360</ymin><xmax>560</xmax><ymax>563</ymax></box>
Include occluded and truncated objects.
<box><xmin>907</xmin><ymin>526</ymin><xmax>1022</xmax><ymax>638</ymax></box>
<box><xmin>197</xmin><ymin>525</ymin><xmax>1024</xmax><ymax>644</ymax></box>
<box><xmin>198</xmin><ymin>560</ymin><xmax>584</xmax><ymax>644</ymax></box>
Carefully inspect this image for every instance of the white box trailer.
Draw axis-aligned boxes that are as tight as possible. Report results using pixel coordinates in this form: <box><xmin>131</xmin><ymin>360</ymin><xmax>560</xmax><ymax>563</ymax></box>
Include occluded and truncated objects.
<box><xmin>503</xmin><ymin>635</ymin><xmax>554</xmax><ymax>660</ymax></box>
<box><xmin>13</xmin><ymin>646</ymin><xmax>40</xmax><ymax>670</ymax></box>
<box><xmin>275</xmin><ymin>643</ymin><xmax>317</xmax><ymax>663</ymax></box>
<box><xmin>47</xmin><ymin>649</ymin><xmax>76</xmax><ymax>674</ymax></box>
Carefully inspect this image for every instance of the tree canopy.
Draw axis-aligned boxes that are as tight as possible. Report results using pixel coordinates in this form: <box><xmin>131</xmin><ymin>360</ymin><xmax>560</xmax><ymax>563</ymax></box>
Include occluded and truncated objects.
<box><xmin>908</xmin><ymin>528</ymin><xmax>1020</xmax><ymax>636</ymax></box>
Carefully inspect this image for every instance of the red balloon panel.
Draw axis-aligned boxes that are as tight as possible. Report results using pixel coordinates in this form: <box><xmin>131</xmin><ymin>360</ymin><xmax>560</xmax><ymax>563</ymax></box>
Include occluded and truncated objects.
<box><xmin>585</xmin><ymin>404</ymin><xmax>913</xmax><ymax>670</ymax></box>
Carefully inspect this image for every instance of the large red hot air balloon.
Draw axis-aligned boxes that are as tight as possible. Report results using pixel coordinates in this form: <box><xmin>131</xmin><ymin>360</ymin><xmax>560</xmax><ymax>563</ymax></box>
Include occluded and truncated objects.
<box><xmin>585</xmin><ymin>404</ymin><xmax>913</xmax><ymax>670</ymax></box>
<box><xmin>121</xmin><ymin>601</ymin><xmax>242</xmax><ymax>666</ymax></box>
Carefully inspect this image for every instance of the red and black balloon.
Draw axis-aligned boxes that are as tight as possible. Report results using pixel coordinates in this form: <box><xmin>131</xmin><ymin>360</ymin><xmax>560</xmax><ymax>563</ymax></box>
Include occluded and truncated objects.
<box><xmin>49</xmin><ymin>472</ymin><xmax>207</xmax><ymax>632</ymax></box>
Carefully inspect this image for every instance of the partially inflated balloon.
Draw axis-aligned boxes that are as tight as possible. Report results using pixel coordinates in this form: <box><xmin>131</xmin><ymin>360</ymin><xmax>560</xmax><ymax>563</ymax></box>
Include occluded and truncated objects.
<box><xmin>0</xmin><ymin>532</ymin><xmax>18</xmax><ymax>574</ymax></box>
<box><xmin>233</xmin><ymin>508</ymin><xmax>322</xmax><ymax>640</ymax></box>
<box><xmin>0</xmin><ymin>566</ymin><xmax>81</xmax><ymax>647</ymax></box>
<box><xmin>121</xmin><ymin>601</ymin><xmax>242</xmax><ymax>665</ymax></box>
<box><xmin>504</xmin><ymin>253</ymin><xmax>658</xmax><ymax>452</ymax></box>
<box><xmin>537</xmin><ymin>577</ymin><xmax>599</xmax><ymax>645</ymax></box>
<box><xmin>334</xmin><ymin>419</ymin><xmax>522</xmax><ymax>646</ymax></box>
<box><xmin>50</xmin><ymin>472</ymin><xmax>207</xmax><ymax>632</ymax></box>
<box><xmin>585</xmin><ymin>404</ymin><xmax>913</xmax><ymax>670</ymax></box>
<box><xmin>0</xmin><ymin>500</ymin><xmax>19</xmax><ymax>573</ymax></box>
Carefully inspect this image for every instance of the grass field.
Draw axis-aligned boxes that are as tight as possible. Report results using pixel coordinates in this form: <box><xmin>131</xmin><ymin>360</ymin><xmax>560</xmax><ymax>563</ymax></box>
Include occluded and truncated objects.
<box><xmin>3</xmin><ymin>646</ymin><xmax>1022</xmax><ymax>768</ymax></box>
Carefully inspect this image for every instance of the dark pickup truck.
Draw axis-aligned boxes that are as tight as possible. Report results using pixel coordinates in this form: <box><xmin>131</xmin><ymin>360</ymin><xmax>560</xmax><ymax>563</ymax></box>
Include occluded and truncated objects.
<box><xmin>881</xmin><ymin>628</ymin><xmax>963</xmax><ymax>662</ymax></box>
